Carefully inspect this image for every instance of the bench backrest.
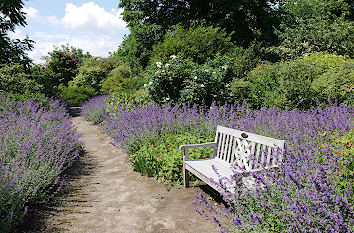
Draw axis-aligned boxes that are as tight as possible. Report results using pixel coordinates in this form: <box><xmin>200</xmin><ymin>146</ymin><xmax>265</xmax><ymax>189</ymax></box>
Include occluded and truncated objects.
<box><xmin>213</xmin><ymin>125</ymin><xmax>285</xmax><ymax>171</ymax></box>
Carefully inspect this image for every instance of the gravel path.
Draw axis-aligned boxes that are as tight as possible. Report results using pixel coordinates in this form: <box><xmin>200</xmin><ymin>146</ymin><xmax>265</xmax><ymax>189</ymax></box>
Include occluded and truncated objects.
<box><xmin>19</xmin><ymin>111</ymin><xmax>218</xmax><ymax>232</ymax></box>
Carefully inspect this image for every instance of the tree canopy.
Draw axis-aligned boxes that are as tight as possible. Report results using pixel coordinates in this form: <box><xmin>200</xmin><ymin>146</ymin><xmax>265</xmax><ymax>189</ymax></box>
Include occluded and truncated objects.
<box><xmin>0</xmin><ymin>0</ymin><xmax>34</xmax><ymax>66</ymax></box>
<box><xmin>119</xmin><ymin>0</ymin><xmax>281</xmax><ymax>47</ymax></box>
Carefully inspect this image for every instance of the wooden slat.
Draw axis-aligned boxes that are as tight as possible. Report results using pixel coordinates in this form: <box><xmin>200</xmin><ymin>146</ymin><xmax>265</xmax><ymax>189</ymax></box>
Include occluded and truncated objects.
<box><xmin>219</xmin><ymin>133</ymin><xmax>226</xmax><ymax>159</ymax></box>
<box><xmin>222</xmin><ymin>134</ymin><xmax>230</xmax><ymax>161</ymax></box>
<box><xmin>230</xmin><ymin>136</ymin><xmax>238</xmax><ymax>164</ymax></box>
<box><xmin>249</xmin><ymin>141</ymin><xmax>256</xmax><ymax>170</ymax></box>
<box><xmin>217</xmin><ymin>125</ymin><xmax>284</xmax><ymax>147</ymax></box>
<box><xmin>225</xmin><ymin>135</ymin><xmax>234</xmax><ymax>163</ymax></box>
<box><xmin>255</xmin><ymin>143</ymin><xmax>261</xmax><ymax>169</ymax></box>
<box><xmin>216</xmin><ymin>132</ymin><xmax>223</xmax><ymax>158</ymax></box>
<box><xmin>266</xmin><ymin>146</ymin><xmax>272</xmax><ymax>167</ymax></box>
<box><xmin>260</xmin><ymin>144</ymin><xmax>266</xmax><ymax>167</ymax></box>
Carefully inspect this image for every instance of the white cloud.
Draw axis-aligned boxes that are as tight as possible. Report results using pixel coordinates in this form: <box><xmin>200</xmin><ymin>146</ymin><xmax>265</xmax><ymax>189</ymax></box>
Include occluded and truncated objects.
<box><xmin>23</xmin><ymin>7</ymin><xmax>39</xmax><ymax>19</ymax></box>
<box><xmin>34</xmin><ymin>32</ymin><xmax>70</xmax><ymax>41</ymax></box>
<box><xmin>28</xmin><ymin>35</ymin><xmax>122</xmax><ymax>64</ymax></box>
<box><xmin>28</xmin><ymin>41</ymin><xmax>56</xmax><ymax>64</ymax></box>
<box><xmin>45</xmin><ymin>15</ymin><xmax>61</xmax><ymax>25</ymax></box>
<box><xmin>8</xmin><ymin>29</ymin><xmax>26</xmax><ymax>40</ymax></box>
<box><xmin>62</xmin><ymin>2</ymin><xmax>127</xmax><ymax>34</ymax></box>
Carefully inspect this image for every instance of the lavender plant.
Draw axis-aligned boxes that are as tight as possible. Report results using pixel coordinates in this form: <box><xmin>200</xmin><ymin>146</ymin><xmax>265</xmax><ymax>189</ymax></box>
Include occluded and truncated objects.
<box><xmin>81</xmin><ymin>95</ymin><xmax>110</xmax><ymax>124</ymax></box>
<box><xmin>82</xmin><ymin>95</ymin><xmax>353</xmax><ymax>232</ymax></box>
<box><xmin>0</xmin><ymin>95</ymin><xmax>82</xmax><ymax>232</ymax></box>
<box><xmin>194</xmin><ymin>105</ymin><xmax>353</xmax><ymax>232</ymax></box>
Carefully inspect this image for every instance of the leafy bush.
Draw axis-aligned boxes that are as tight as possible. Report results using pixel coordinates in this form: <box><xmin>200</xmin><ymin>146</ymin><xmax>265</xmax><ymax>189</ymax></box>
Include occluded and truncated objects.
<box><xmin>101</xmin><ymin>63</ymin><xmax>141</xmax><ymax>94</ymax></box>
<box><xmin>311</xmin><ymin>60</ymin><xmax>354</xmax><ymax>106</ymax></box>
<box><xmin>273</xmin><ymin>0</ymin><xmax>354</xmax><ymax>58</ymax></box>
<box><xmin>147</xmin><ymin>55</ymin><xmax>234</xmax><ymax>106</ymax></box>
<box><xmin>70</xmin><ymin>66</ymin><xmax>107</xmax><ymax>92</ymax></box>
<box><xmin>149</xmin><ymin>25</ymin><xmax>232</xmax><ymax>65</ymax></box>
<box><xmin>42</xmin><ymin>48</ymin><xmax>80</xmax><ymax>87</ymax></box>
<box><xmin>231</xmin><ymin>52</ymin><xmax>353</xmax><ymax>109</ymax></box>
<box><xmin>329</xmin><ymin>129</ymin><xmax>354</xmax><ymax>190</ymax></box>
<box><xmin>0</xmin><ymin>64</ymin><xmax>42</xmax><ymax>94</ymax></box>
<box><xmin>0</xmin><ymin>96</ymin><xmax>81</xmax><ymax>232</ymax></box>
<box><xmin>81</xmin><ymin>56</ymin><xmax>123</xmax><ymax>73</ymax></box>
<box><xmin>59</xmin><ymin>85</ymin><xmax>95</xmax><ymax>106</ymax></box>
<box><xmin>227</xmin><ymin>43</ymin><xmax>262</xmax><ymax>80</ymax></box>
<box><xmin>113</xmin><ymin>23</ymin><xmax>165</xmax><ymax>73</ymax></box>
<box><xmin>71</xmin><ymin>56</ymin><xmax>127</xmax><ymax>92</ymax></box>
<box><xmin>130</xmin><ymin>132</ymin><xmax>214</xmax><ymax>184</ymax></box>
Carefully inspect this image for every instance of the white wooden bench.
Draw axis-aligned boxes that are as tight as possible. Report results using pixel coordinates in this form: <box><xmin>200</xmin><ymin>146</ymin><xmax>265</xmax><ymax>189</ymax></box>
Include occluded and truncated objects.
<box><xmin>179</xmin><ymin>125</ymin><xmax>285</xmax><ymax>191</ymax></box>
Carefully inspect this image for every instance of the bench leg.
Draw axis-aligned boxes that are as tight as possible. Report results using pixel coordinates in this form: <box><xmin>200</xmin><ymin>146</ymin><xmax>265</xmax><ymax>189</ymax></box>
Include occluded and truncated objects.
<box><xmin>184</xmin><ymin>167</ymin><xmax>190</xmax><ymax>188</ymax></box>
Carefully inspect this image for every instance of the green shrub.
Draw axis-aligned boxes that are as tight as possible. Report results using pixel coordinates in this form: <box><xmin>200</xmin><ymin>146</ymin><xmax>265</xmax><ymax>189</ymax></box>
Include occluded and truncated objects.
<box><xmin>70</xmin><ymin>66</ymin><xmax>107</xmax><ymax>92</ymax></box>
<box><xmin>231</xmin><ymin>52</ymin><xmax>353</xmax><ymax>109</ymax></box>
<box><xmin>227</xmin><ymin>43</ymin><xmax>262</xmax><ymax>80</ymax></box>
<box><xmin>59</xmin><ymin>85</ymin><xmax>95</xmax><ymax>106</ymax></box>
<box><xmin>101</xmin><ymin>64</ymin><xmax>142</xmax><ymax>94</ymax></box>
<box><xmin>147</xmin><ymin>55</ymin><xmax>234</xmax><ymax>106</ymax></box>
<box><xmin>106</xmin><ymin>90</ymin><xmax>152</xmax><ymax>118</ymax></box>
<box><xmin>149</xmin><ymin>25</ymin><xmax>232</xmax><ymax>65</ymax></box>
<box><xmin>0</xmin><ymin>92</ymin><xmax>49</xmax><ymax>107</ymax></box>
<box><xmin>331</xmin><ymin>129</ymin><xmax>354</xmax><ymax>190</ymax></box>
<box><xmin>130</xmin><ymin>131</ymin><xmax>214</xmax><ymax>184</ymax></box>
<box><xmin>179</xmin><ymin>55</ymin><xmax>234</xmax><ymax>106</ymax></box>
<box><xmin>0</xmin><ymin>64</ymin><xmax>42</xmax><ymax>94</ymax></box>
<box><xmin>311</xmin><ymin>61</ymin><xmax>354</xmax><ymax>105</ymax></box>
<box><xmin>82</xmin><ymin>56</ymin><xmax>123</xmax><ymax>73</ymax></box>
<box><xmin>42</xmin><ymin>48</ymin><xmax>80</xmax><ymax>86</ymax></box>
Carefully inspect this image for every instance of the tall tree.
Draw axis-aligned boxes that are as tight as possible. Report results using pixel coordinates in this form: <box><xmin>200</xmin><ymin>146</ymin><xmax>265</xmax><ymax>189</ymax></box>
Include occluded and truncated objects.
<box><xmin>271</xmin><ymin>0</ymin><xmax>354</xmax><ymax>58</ymax></box>
<box><xmin>0</xmin><ymin>0</ymin><xmax>34</xmax><ymax>66</ymax></box>
<box><xmin>119</xmin><ymin>0</ymin><xmax>280</xmax><ymax>47</ymax></box>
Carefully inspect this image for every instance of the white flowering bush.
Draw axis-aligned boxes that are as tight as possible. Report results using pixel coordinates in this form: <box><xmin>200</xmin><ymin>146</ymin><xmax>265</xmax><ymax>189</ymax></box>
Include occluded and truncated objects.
<box><xmin>147</xmin><ymin>55</ymin><xmax>233</xmax><ymax>105</ymax></box>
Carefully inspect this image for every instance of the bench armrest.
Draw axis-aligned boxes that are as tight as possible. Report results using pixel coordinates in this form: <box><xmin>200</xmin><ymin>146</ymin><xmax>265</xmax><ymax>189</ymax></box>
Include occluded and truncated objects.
<box><xmin>179</xmin><ymin>142</ymin><xmax>217</xmax><ymax>161</ymax></box>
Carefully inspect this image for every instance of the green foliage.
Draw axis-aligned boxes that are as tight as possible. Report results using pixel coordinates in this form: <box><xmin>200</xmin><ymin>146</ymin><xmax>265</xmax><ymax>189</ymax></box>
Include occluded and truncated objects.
<box><xmin>227</xmin><ymin>43</ymin><xmax>262</xmax><ymax>80</ymax></box>
<box><xmin>311</xmin><ymin>60</ymin><xmax>354</xmax><ymax>105</ymax></box>
<box><xmin>42</xmin><ymin>48</ymin><xmax>80</xmax><ymax>89</ymax></box>
<box><xmin>70</xmin><ymin>56</ymin><xmax>126</xmax><ymax>92</ymax></box>
<box><xmin>231</xmin><ymin>52</ymin><xmax>353</xmax><ymax>109</ymax></box>
<box><xmin>114</xmin><ymin>24</ymin><xmax>165</xmax><ymax>73</ymax></box>
<box><xmin>59</xmin><ymin>85</ymin><xmax>95</xmax><ymax>106</ymax></box>
<box><xmin>101</xmin><ymin>63</ymin><xmax>139</xmax><ymax>93</ymax></box>
<box><xmin>0</xmin><ymin>64</ymin><xmax>42</xmax><ymax>94</ymax></box>
<box><xmin>130</xmin><ymin>131</ymin><xmax>214</xmax><ymax>184</ymax></box>
<box><xmin>147</xmin><ymin>55</ymin><xmax>234</xmax><ymax>106</ymax></box>
<box><xmin>150</xmin><ymin>25</ymin><xmax>232</xmax><ymax>65</ymax></box>
<box><xmin>53</xmin><ymin>44</ymin><xmax>92</xmax><ymax>64</ymax></box>
<box><xmin>272</xmin><ymin>18</ymin><xmax>354</xmax><ymax>59</ymax></box>
<box><xmin>147</xmin><ymin>57</ymin><xmax>194</xmax><ymax>104</ymax></box>
<box><xmin>0</xmin><ymin>0</ymin><xmax>34</xmax><ymax>67</ymax></box>
<box><xmin>105</xmin><ymin>90</ymin><xmax>152</xmax><ymax>118</ymax></box>
<box><xmin>332</xmin><ymin>129</ymin><xmax>354</xmax><ymax>190</ymax></box>
<box><xmin>119</xmin><ymin>0</ymin><xmax>280</xmax><ymax>47</ymax></box>
<box><xmin>273</xmin><ymin>0</ymin><xmax>354</xmax><ymax>58</ymax></box>
<box><xmin>70</xmin><ymin>66</ymin><xmax>107</xmax><ymax>92</ymax></box>
<box><xmin>82</xmin><ymin>56</ymin><xmax>123</xmax><ymax>73</ymax></box>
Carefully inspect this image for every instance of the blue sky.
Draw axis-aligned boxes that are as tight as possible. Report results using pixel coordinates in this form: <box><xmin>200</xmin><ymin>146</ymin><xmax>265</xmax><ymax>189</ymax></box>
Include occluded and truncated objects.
<box><xmin>10</xmin><ymin>0</ymin><xmax>129</xmax><ymax>64</ymax></box>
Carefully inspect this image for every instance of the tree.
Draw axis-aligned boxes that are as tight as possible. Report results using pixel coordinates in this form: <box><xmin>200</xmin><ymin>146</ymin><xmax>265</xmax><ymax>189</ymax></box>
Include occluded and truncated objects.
<box><xmin>119</xmin><ymin>0</ymin><xmax>280</xmax><ymax>47</ymax></box>
<box><xmin>56</xmin><ymin>44</ymin><xmax>92</xmax><ymax>65</ymax></box>
<box><xmin>0</xmin><ymin>0</ymin><xmax>34</xmax><ymax>66</ymax></box>
<box><xmin>271</xmin><ymin>0</ymin><xmax>354</xmax><ymax>58</ymax></box>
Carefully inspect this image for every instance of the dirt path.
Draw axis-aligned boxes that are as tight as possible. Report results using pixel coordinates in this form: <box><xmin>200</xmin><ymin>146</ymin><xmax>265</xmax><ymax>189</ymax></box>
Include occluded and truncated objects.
<box><xmin>26</xmin><ymin>111</ymin><xmax>218</xmax><ymax>232</ymax></box>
